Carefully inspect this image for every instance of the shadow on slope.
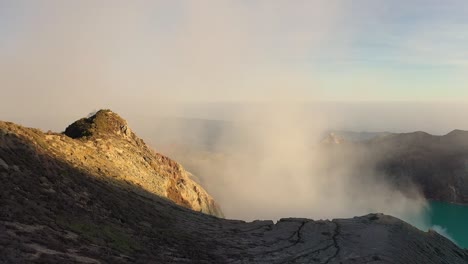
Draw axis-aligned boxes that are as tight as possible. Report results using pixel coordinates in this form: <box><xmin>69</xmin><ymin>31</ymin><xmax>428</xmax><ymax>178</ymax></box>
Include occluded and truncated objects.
<box><xmin>1</xmin><ymin>132</ymin><xmax>467</xmax><ymax>263</ymax></box>
<box><xmin>0</xmin><ymin>132</ymin><xmax>224</xmax><ymax>263</ymax></box>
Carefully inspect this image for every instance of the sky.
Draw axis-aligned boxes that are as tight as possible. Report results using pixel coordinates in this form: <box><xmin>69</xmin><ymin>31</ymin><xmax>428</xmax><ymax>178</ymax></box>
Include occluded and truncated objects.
<box><xmin>1</xmin><ymin>0</ymin><xmax>468</xmax><ymax>131</ymax></box>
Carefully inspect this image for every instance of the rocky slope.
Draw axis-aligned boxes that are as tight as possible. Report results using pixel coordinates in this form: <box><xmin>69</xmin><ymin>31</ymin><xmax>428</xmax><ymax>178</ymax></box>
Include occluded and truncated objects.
<box><xmin>0</xmin><ymin>112</ymin><xmax>467</xmax><ymax>263</ymax></box>
<box><xmin>0</xmin><ymin>110</ymin><xmax>222</xmax><ymax>217</ymax></box>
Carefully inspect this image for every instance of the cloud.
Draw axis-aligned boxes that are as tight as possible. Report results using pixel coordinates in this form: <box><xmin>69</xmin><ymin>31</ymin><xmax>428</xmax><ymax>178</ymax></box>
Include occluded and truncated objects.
<box><xmin>153</xmin><ymin>103</ymin><xmax>430</xmax><ymax>223</ymax></box>
<box><xmin>431</xmin><ymin>225</ymin><xmax>457</xmax><ymax>244</ymax></box>
<box><xmin>0</xmin><ymin>0</ymin><xmax>349</xmax><ymax>109</ymax></box>
<box><xmin>2</xmin><ymin>0</ymin><xmax>468</xmax><ymax>123</ymax></box>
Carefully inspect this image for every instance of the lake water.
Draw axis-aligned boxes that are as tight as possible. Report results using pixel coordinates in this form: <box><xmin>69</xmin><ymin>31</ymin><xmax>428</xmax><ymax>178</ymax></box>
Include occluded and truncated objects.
<box><xmin>425</xmin><ymin>201</ymin><xmax>468</xmax><ymax>249</ymax></box>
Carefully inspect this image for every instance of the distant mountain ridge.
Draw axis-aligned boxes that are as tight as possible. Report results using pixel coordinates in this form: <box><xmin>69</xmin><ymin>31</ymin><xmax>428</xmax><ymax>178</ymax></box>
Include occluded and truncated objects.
<box><xmin>323</xmin><ymin>130</ymin><xmax>392</xmax><ymax>143</ymax></box>
<box><xmin>324</xmin><ymin>129</ymin><xmax>468</xmax><ymax>144</ymax></box>
<box><xmin>321</xmin><ymin>129</ymin><xmax>468</xmax><ymax>204</ymax></box>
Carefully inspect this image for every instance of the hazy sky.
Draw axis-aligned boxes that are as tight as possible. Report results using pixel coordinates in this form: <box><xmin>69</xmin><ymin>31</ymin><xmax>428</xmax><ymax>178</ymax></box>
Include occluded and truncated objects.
<box><xmin>1</xmin><ymin>1</ymin><xmax>468</xmax><ymax>131</ymax></box>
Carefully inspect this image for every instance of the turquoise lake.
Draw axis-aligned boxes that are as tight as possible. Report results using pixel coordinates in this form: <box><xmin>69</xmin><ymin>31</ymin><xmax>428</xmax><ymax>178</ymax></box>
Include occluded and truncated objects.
<box><xmin>424</xmin><ymin>201</ymin><xmax>468</xmax><ymax>249</ymax></box>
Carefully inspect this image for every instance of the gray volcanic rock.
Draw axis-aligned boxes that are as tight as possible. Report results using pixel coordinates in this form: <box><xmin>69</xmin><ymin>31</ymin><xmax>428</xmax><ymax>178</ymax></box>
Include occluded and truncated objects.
<box><xmin>0</xmin><ymin>115</ymin><xmax>467</xmax><ymax>263</ymax></box>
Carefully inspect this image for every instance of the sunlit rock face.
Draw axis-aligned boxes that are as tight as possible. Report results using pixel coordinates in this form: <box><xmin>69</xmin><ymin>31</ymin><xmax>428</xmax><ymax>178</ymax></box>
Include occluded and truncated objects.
<box><xmin>0</xmin><ymin>110</ymin><xmax>223</xmax><ymax>217</ymax></box>
<box><xmin>64</xmin><ymin>110</ymin><xmax>134</xmax><ymax>139</ymax></box>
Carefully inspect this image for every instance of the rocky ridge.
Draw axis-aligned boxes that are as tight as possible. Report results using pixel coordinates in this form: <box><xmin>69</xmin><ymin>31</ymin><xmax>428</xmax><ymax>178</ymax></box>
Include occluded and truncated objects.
<box><xmin>321</xmin><ymin>130</ymin><xmax>468</xmax><ymax>204</ymax></box>
<box><xmin>0</xmin><ymin>110</ymin><xmax>222</xmax><ymax>217</ymax></box>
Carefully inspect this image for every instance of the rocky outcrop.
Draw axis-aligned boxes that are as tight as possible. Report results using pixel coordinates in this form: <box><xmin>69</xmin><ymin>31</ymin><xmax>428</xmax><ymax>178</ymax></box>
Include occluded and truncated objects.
<box><xmin>0</xmin><ymin>110</ymin><xmax>222</xmax><ymax>217</ymax></box>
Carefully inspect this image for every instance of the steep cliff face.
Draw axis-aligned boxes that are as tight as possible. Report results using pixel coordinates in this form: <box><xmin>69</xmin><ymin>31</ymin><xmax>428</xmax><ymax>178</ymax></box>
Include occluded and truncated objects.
<box><xmin>0</xmin><ymin>110</ymin><xmax>223</xmax><ymax>217</ymax></box>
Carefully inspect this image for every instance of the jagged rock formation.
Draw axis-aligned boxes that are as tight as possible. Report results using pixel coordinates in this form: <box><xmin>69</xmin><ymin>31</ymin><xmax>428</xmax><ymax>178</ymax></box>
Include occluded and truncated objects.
<box><xmin>0</xmin><ymin>110</ymin><xmax>222</xmax><ymax>217</ymax></box>
<box><xmin>0</xmin><ymin>112</ymin><xmax>467</xmax><ymax>263</ymax></box>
